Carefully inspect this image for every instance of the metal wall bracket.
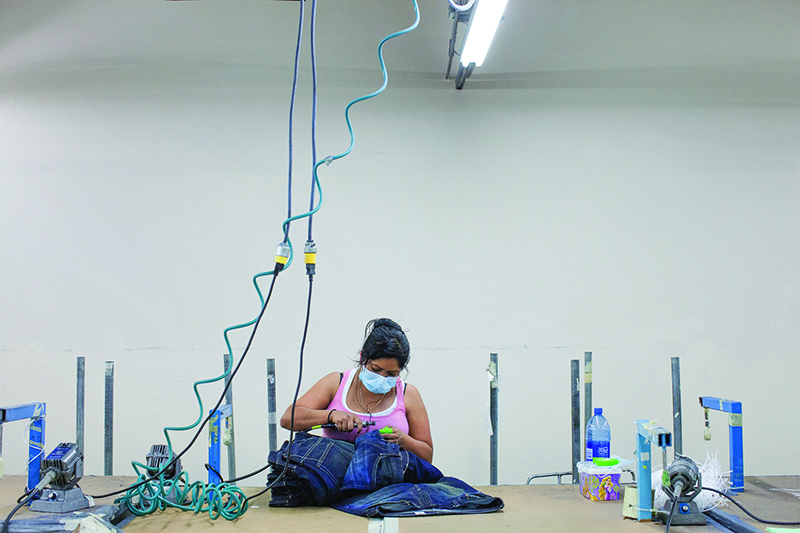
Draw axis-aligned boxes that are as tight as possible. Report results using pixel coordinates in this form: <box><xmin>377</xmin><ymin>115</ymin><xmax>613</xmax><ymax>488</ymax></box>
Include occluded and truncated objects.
<box><xmin>0</xmin><ymin>403</ymin><xmax>46</xmax><ymax>493</ymax></box>
<box><xmin>208</xmin><ymin>404</ymin><xmax>233</xmax><ymax>485</ymax></box>
<box><xmin>699</xmin><ymin>396</ymin><xmax>744</xmax><ymax>492</ymax></box>
<box><xmin>635</xmin><ymin>419</ymin><xmax>672</xmax><ymax>521</ymax></box>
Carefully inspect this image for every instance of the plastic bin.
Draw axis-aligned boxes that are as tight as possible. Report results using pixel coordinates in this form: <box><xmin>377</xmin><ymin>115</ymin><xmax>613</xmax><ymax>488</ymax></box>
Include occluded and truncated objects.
<box><xmin>577</xmin><ymin>460</ymin><xmax>623</xmax><ymax>501</ymax></box>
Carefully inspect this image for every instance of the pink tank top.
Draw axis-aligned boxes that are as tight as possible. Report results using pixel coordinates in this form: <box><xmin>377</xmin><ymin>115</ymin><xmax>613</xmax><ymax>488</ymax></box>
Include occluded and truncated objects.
<box><xmin>323</xmin><ymin>368</ymin><xmax>408</xmax><ymax>443</ymax></box>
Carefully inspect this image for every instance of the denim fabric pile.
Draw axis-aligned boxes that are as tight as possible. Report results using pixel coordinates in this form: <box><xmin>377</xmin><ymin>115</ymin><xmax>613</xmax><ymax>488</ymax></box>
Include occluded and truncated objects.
<box><xmin>267</xmin><ymin>431</ymin><xmax>504</xmax><ymax>517</ymax></box>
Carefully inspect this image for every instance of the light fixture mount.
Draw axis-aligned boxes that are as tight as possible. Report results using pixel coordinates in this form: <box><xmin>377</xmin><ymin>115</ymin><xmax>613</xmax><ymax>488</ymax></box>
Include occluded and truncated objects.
<box><xmin>445</xmin><ymin>0</ymin><xmax>508</xmax><ymax>90</ymax></box>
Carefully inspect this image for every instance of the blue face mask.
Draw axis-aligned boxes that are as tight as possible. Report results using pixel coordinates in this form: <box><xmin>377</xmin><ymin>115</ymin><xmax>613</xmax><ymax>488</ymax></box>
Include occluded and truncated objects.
<box><xmin>359</xmin><ymin>367</ymin><xmax>398</xmax><ymax>394</ymax></box>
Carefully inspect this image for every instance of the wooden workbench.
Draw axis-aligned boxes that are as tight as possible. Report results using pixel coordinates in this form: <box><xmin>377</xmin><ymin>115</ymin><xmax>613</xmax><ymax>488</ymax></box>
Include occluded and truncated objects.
<box><xmin>2</xmin><ymin>475</ymin><xmax>798</xmax><ymax>532</ymax></box>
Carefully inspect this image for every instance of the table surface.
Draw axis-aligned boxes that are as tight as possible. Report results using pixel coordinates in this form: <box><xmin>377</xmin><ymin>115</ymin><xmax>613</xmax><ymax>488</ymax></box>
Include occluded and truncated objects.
<box><xmin>2</xmin><ymin>475</ymin><xmax>798</xmax><ymax>532</ymax></box>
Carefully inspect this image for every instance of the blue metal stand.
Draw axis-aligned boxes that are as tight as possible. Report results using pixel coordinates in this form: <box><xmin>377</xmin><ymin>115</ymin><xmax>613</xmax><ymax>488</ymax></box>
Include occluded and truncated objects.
<box><xmin>208</xmin><ymin>404</ymin><xmax>233</xmax><ymax>485</ymax></box>
<box><xmin>699</xmin><ymin>396</ymin><xmax>744</xmax><ymax>492</ymax></box>
<box><xmin>635</xmin><ymin>420</ymin><xmax>672</xmax><ymax>521</ymax></box>
<box><xmin>0</xmin><ymin>403</ymin><xmax>46</xmax><ymax>494</ymax></box>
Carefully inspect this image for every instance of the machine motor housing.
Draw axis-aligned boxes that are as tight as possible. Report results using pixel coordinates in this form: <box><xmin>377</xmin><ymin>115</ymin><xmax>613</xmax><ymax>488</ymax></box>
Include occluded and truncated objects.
<box><xmin>30</xmin><ymin>442</ymin><xmax>91</xmax><ymax>513</ymax></box>
<box><xmin>41</xmin><ymin>443</ymin><xmax>83</xmax><ymax>490</ymax></box>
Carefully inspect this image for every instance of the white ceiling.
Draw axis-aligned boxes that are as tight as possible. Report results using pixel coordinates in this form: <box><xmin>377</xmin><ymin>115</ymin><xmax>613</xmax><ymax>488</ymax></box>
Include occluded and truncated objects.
<box><xmin>1</xmin><ymin>0</ymin><xmax>800</xmax><ymax>92</ymax></box>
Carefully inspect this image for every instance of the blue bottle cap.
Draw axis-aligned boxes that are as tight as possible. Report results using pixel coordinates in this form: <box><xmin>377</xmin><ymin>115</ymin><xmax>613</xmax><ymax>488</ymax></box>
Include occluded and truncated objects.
<box><xmin>594</xmin><ymin>407</ymin><xmax>603</xmax><ymax>415</ymax></box>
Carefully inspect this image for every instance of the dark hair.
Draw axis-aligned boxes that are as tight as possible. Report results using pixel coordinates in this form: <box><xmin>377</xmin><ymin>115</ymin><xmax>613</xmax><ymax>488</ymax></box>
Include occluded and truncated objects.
<box><xmin>359</xmin><ymin>318</ymin><xmax>410</xmax><ymax>369</ymax></box>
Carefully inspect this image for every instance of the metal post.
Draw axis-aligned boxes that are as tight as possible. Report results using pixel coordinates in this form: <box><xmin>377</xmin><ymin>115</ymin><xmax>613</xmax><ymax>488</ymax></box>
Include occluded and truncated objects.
<box><xmin>489</xmin><ymin>353</ymin><xmax>499</xmax><ymax>485</ymax></box>
<box><xmin>671</xmin><ymin>357</ymin><xmax>682</xmax><ymax>457</ymax></box>
<box><xmin>584</xmin><ymin>351</ymin><xmax>592</xmax><ymax>457</ymax></box>
<box><xmin>223</xmin><ymin>353</ymin><xmax>237</xmax><ymax>483</ymax></box>
<box><xmin>104</xmin><ymin>361</ymin><xmax>114</xmax><ymax>476</ymax></box>
<box><xmin>267</xmin><ymin>359</ymin><xmax>277</xmax><ymax>453</ymax></box>
<box><xmin>571</xmin><ymin>359</ymin><xmax>580</xmax><ymax>484</ymax></box>
<box><xmin>76</xmin><ymin>356</ymin><xmax>85</xmax><ymax>455</ymax></box>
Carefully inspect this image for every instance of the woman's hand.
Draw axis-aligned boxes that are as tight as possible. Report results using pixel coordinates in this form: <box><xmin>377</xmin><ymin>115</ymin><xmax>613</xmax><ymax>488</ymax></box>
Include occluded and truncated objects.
<box><xmin>330</xmin><ymin>410</ymin><xmax>366</xmax><ymax>433</ymax></box>
<box><xmin>380</xmin><ymin>425</ymin><xmax>432</xmax><ymax>462</ymax></box>
<box><xmin>380</xmin><ymin>425</ymin><xmax>406</xmax><ymax>445</ymax></box>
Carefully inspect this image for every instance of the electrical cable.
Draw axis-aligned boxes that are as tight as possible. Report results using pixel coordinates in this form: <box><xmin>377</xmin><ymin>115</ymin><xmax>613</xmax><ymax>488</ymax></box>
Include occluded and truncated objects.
<box><xmin>244</xmin><ymin>275</ymin><xmax>314</xmax><ymax>505</ymax></box>
<box><xmin>206</xmin><ymin>0</ymin><xmax>421</xmax><ymax>491</ymax></box>
<box><xmin>284</xmin><ymin>0</ymin><xmax>304</xmax><ymax>242</ymax></box>
<box><xmin>701</xmin><ymin>487</ymin><xmax>800</xmax><ymax>526</ymax></box>
<box><xmin>218</xmin><ymin>464</ymin><xmax>270</xmax><ymax>485</ymax></box>
<box><xmin>204</xmin><ymin>463</ymin><xmax>224</xmax><ymax>482</ymax></box>
<box><xmin>178</xmin><ymin>1</ymin><xmax>325</xmax><ymax>490</ymax></box>
<box><xmin>280</xmin><ymin>0</ymin><xmax>420</xmax><ymax>264</ymax></box>
<box><xmin>2</xmin><ymin>470</ymin><xmax>57</xmax><ymax>533</ymax></box>
<box><xmin>89</xmin><ymin>271</ymin><xmax>279</xmax><ymax>504</ymax></box>
<box><xmin>15</xmin><ymin>488</ymin><xmax>34</xmax><ymax>504</ymax></box>
<box><xmin>273</xmin><ymin>8</ymin><xmax>422</xmax><ymax>466</ymax></box>
<box><xmin>293</xmin><ymin>0</ymin><xmax>421</xmax><ymax>265</ymax></box>
<box><xmin>94</xmin><ymin>0</ymin><xmax>420</xmax><ymax>517</ymax></box>
<box><xmin>448</xmin><ymin>0</ymin><xmax>476</xmax><ymax>12</ymax></box>
<box><xmin>96</xmin><ymin>0</ymin><xmax>312</xmax><ymax>512</ymax></box>
<box><xmin>2</xmin><ymin>493</ymin><xmax>35</xmax><ymax>533</ymax></box>
<box><xmin>184</xmin><ymin>270</ymin><xmax>315</xmax><ymax>490</ymax></box>
<box><xmin>116</xmin><ymin>0</ymin><xmax>318</xmax><ymax>496</ymax></box>
<box><xmin>197</xmin><ymin>0</ymin><xmax>321</xmax><ymax>491</ymax></box>
<box><xmin>308</xmin><ymin>0</ymin><xmax>318</xmax><ymax>241</ymax></box>
<box><xmin>663</xmin><ymin>499</ymin><xmax>678</xmax><ymax>533</ymax></box>
<box><xmin>663</xmin><ymin>485</ymin><xmax>682</xmax><ymax>533</ymax></box>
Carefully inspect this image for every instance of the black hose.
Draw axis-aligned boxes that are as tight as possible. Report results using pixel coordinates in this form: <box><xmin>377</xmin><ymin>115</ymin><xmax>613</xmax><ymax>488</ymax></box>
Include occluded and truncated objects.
<box><xmin>702</xmin><ymin>487</ymin><xmax>800</xmax><ymax>526</ymax></box>
<box><xmin>2</xmin><ymin>491</ymin><xmax>37</xmax><ymax>533</ymax></box>
<box><xmin>244</xmin><ymin>275</ymin><xmax>314</xmax><ymax>505</ymax></box>
<box><xmin>89</xmin><ymin>272</ymin><xmax>280</xmax><ymax>499</ymax></box>
<box><xmin>663</xmin><ymin>485</ymin><xmax>683</xmax><ymax>533</ymax></box>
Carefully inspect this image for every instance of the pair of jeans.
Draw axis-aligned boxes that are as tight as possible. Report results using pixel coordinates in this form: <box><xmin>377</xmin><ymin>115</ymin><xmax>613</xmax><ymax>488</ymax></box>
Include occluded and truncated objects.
<box><xmin>340</xmin><ymin>431</ymin><xmax>444</xmax><ymax>492</ymax></box>
<box><xmin>268</xmin><ymin>433</ymin><xmax>470</xmax><ymax>515</ymax></box>
<box><xmin>268</xmin><ymin>432</ymin><xmax>355</xmax><ymax>506</ymax></box>
<box><xmin>342</xmin><ymin>431</ymin><xmax>411</xmax><ymax>492</ymax></box>
<box><xmin>403</xmin><ymin>451</ymin><xmax>443</xmax><ymax>484</ymax></box>
<box><xmin>331</xmin><ymin>476</ymin><xmax>505</xmax><ymax>517</ymax></box>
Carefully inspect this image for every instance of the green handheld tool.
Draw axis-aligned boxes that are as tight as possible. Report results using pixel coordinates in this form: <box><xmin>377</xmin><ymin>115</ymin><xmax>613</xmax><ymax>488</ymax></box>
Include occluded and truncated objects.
<box><xmin>306</xmin><ymin>421</ymin><xmax>376</xmax><ymax>431</ymax></box>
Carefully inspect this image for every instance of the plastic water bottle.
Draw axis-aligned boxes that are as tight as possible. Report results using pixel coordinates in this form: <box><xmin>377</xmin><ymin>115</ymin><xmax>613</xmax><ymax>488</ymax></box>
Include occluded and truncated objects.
<box><xmin>586</xmin><ymin>407</ymin><xmax>611</xmax><ymax>460</ymax></box>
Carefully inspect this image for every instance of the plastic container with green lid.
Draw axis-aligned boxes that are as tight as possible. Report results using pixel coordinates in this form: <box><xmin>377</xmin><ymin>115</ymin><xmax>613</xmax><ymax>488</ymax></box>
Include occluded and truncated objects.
<box><xmin>577</xmin><ymin>459</ymin><xmax>623</xmax><ymax>501</ymax></box>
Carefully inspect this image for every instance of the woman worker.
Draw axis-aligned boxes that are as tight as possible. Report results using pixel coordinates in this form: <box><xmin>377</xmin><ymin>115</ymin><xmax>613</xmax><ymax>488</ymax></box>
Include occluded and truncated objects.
<box><xmin>280</xmin><ymin>318</ymin><xmax>433</xmax><ymax>463</ymax></box>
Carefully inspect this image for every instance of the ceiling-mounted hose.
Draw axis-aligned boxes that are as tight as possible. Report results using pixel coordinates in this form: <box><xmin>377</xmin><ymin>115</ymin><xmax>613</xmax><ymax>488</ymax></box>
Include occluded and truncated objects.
<box><xmin>102</xmin><ymin>0</ymin><xmax>422</xmax><ymax>522</ymax></box>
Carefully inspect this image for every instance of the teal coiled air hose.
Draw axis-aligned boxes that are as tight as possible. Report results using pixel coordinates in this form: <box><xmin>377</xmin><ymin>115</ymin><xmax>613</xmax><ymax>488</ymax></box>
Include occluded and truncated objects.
<box><xmin>113</xmin><ymin>0</ymin><xmax>420</xmax><ymax>521</ymax></box>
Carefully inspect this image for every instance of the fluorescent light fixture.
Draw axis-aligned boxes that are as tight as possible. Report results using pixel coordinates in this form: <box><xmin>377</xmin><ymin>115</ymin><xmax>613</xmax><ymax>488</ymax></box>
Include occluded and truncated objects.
<box><xmin>460</xmin><ymin>0</ymin><xmax>508</xmax><ymax>67</ymax></box>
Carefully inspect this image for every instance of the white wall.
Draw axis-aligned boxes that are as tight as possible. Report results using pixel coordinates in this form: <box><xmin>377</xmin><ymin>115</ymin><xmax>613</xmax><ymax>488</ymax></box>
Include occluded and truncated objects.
<box><xmin>2</xmin><ymin>2</ymin><xmax>799</xmax><ymax>487</ymax></box>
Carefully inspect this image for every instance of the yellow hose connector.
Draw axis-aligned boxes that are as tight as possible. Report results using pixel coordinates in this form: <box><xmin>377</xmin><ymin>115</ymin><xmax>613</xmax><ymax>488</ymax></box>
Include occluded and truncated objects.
<box><xmin>304</xmin><ymin>241</ymin><xmax>317</xmax><ymax>276</ymax></box>
<box><xmin>274</xmin><ymin>243</ymin><xmax>290</xmax><ymax>272</ymax></box>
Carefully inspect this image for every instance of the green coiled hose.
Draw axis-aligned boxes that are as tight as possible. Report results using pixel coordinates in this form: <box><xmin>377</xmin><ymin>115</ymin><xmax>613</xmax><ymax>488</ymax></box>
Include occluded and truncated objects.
<box><xmin>119</xmin><ymin>466</ymin><xmax>248</xmax><ymax>521</ymax></box>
